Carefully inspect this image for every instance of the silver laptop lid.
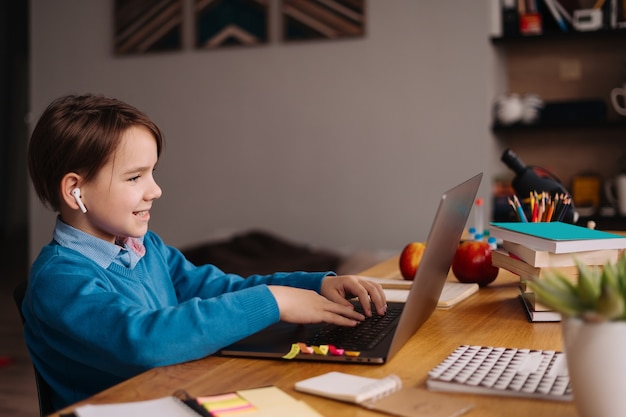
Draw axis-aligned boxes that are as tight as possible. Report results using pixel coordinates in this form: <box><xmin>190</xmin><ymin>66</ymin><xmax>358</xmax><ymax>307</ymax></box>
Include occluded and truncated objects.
<box><xmin>387</xmin><ymin>172</ymin><xmax>482</xmax><ymax>359</ymax></box>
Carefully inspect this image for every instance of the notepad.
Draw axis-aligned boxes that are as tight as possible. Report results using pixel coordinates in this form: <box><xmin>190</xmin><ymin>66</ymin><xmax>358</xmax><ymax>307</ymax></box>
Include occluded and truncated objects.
<box><xmin>362</xmin><ymin>277</ymin><xmax>478</xmax><ymax>307</ymax></box>
<box><xmin>295</xmin><ymin>371</ymin><xmax>473</xmax><ymax>417</ymax></box>
<box><xmin>197</xmin><ymin>386</ymin><xmax>322</xmax><ymax>417</ymax></box>
<box><xmin>295</xmin><ymin>371</ymin><xmax>402</xmax><ymax>404</ymax></box>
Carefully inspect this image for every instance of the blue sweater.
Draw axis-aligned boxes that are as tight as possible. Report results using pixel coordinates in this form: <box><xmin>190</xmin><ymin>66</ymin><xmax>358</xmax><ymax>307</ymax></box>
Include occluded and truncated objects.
<box><xmin>22</xmin><ymin>231</ymin><xmax>332</xmax><ymax>410</ymax></box>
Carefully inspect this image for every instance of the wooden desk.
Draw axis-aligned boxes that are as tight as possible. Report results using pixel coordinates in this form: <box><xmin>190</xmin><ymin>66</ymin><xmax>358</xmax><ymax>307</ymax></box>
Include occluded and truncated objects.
<box><xmin>50</xmin><ymin>258</ymin><xmax>576</xmax><ymax>417</ymax></box>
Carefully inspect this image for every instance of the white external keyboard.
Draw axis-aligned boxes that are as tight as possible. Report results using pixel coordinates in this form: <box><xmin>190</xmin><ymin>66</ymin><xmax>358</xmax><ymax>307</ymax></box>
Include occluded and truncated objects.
<box><xmin>427</xmin><ymin>345</ymin><xmax>572</xmax><ymax>401</ymax></box>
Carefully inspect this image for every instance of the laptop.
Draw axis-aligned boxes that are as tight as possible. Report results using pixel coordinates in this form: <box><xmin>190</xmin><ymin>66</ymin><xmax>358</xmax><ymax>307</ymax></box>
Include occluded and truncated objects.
<box><xmin>220</xmin><ymin>172</ymin><xmax>482</xmax><ymax>364</ymax></box>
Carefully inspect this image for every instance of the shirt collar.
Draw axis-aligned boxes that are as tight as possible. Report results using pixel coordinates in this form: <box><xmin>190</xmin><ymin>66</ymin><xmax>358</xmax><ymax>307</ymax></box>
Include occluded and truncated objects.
<box><xmin>53</xmin><ymin>217</ymin><xmax>145</xmax><ymax>269</ymax></box>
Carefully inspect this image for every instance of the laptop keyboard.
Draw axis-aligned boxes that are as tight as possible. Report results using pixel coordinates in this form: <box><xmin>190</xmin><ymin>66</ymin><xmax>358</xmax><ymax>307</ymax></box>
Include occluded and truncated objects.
<box><xmin>306</xmin><ymin>304</ymin><xmax>403</xmax><ymax>351</ymax></box>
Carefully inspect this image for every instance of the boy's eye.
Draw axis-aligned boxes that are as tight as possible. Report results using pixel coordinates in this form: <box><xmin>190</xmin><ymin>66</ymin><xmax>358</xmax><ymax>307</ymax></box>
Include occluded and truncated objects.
<box><xmin>129</xmin><ymin>175</ymin><xmax>140</xmax><ymax>182</ymax></box>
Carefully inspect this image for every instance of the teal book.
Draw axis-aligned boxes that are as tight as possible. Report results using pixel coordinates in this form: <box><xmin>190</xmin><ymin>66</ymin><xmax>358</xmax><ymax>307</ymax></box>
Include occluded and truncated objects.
<box><xmin>489</xmin><ymin>222</ymin><xmax>626</xmax><ymax>254</ymax></box>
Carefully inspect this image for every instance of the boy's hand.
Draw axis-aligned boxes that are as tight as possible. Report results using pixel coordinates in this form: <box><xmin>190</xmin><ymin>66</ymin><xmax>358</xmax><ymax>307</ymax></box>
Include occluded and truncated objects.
<box><xmin>268</xmin><ymin>286</ymin><xmax>365</xmax><ymax>326</ymax></box>
<box><xmin>320</xmin><ymin>275</ymin><xmax>387</xmax><ymax>317</ymax></box>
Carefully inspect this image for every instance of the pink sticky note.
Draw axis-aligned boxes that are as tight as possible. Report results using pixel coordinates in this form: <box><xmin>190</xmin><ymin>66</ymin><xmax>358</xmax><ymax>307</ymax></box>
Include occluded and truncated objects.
<box><xmin>328</xmin><ymin>345</ymin><xmax>345</xmax><ymax>356</ymax></box>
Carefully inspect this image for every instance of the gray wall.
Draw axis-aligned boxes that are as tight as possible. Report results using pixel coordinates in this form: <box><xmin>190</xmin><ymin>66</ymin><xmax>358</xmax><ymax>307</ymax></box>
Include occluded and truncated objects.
<box><xmin>29</xmin><ymin>1</ymin><xmax>499</xmax><ymax>260</ymax></box>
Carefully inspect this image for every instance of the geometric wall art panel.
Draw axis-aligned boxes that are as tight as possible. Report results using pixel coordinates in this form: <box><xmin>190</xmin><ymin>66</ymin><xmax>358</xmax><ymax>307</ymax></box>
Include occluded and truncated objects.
<box><xmin>114</xmin><ymin>0</ymin><xmax>184</xmax><ymax>54</ymax></box>
<box><xmin>281</xmin><ymin>0</ymin><xmax>365</xmax><ymax>42</ymax></box>
<box><xmin>195</xmin><ymin>0</ymin><xmax>269</xmax><ymax>49</ymax></box>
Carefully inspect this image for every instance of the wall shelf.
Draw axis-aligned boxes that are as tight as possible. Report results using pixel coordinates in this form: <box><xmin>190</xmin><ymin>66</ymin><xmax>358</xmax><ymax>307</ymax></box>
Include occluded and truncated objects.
<box><xmin>492</xmin><ymin>119</ymin><xmax>626</xmax><ymax>132</ymax></box>
<box><xmin>491</xmin><ymin>28</ymin><xmax>626</xmax><ymax>44</ymax></box>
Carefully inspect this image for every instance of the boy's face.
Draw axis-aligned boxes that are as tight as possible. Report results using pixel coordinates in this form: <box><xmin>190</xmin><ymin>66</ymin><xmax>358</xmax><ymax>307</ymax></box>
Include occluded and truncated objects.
<box><xmin>79</xmin><ymin>125</ymin><xmax>162</xmax><ymax>243</ymax></box>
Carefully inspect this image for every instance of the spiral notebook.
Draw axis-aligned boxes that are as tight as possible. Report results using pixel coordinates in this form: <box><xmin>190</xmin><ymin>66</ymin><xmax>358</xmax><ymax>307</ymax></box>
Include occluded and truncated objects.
<box><xmin>71</xmin><ymin>396</ymin><xmax>209</xmax><ymax>417</ymax></box>
<box><xmin>295</xmin><ymin>371</ymin><xmax>473</xmax><ymax>417</ymax></box>
<box><xmin>70</xmin><ymin>386</ymin><xmax>323</xmax><ymax>417</ymax></box>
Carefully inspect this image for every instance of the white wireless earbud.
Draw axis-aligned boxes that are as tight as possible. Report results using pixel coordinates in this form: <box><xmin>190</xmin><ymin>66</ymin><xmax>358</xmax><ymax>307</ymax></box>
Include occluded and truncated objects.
<box><xmin>72</xmin><ymin>188</ymin><xmax>87</xmax><ymax>213</ymax></box>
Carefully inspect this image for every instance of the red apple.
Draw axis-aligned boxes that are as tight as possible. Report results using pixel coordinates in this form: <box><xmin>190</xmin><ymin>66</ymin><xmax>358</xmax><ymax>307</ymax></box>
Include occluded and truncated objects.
<box><xmin>399</xmin><ymin>242</ymin><xmax>426</xmax><ymax>280</ymax></box>
<box><xmin>452</xmin><ymin>241</ymin><xmax>499</xmax><ymax>287</ymax></box>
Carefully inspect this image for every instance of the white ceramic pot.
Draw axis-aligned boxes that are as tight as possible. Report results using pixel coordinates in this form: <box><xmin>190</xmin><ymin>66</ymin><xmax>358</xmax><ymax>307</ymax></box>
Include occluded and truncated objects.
<box><xmin>562</xmin><ymin>317</ymin><xmax>626</xmax><ymax>417</ymax></box>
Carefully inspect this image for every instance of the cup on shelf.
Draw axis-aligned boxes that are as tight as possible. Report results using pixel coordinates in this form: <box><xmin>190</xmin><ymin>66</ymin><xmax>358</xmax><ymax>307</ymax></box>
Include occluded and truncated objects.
<box><xmin>610</xmin><ymin>83</ymin><xmax>626</xmax><ymax>116</ymax></box>
<box><xmin>494</xmin><ymin>94</ymin><xmax>543</xmax><ymax>125</ymax></box>
<box><xmin>494</xmin><ymin>94</ymin><xmax>524</xmax><ymax>125</ymax></box>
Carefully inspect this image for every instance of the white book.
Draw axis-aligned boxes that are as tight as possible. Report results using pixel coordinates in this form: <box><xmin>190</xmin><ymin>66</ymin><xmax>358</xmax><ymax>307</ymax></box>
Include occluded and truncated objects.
<box><xmin>503</xmin><ymin>240</ymin><xmax>619</xmax><ymax>268</ymax></box>
<box><xmin>518</xmin><ymin>288</ymin><xmax>562</xmax><ymax>322</ymax></box>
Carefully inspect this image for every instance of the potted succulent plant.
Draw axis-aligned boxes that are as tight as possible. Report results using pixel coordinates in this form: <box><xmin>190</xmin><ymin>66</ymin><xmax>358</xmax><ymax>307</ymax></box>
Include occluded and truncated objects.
<box><xmin>526</xmin><ymin>252</ymin><xmax>626</xmax><ymax>417</ymax></box>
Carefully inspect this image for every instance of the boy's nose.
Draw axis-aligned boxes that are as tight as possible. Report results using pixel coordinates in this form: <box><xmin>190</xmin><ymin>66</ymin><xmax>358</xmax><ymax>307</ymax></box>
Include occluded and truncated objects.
<box><xmin>148</xmin><ymin>180</ymin><xmax>162</xmax><ymax>200</ymax></box>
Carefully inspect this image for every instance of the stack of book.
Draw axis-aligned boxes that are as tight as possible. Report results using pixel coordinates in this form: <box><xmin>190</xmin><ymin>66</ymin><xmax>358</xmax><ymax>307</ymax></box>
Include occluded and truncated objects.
<box><xmin>489</xmin><ymin>222</ymin><xmax>626</xmax><ymax>322</ymax></box>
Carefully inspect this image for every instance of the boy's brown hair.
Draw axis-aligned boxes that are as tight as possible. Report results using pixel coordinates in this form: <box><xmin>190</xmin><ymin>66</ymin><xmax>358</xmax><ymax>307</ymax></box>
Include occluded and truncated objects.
<box><xmin>28</xmin><ymin>94</ymin><xmax>164</xmax><ymax>212</ymax></box>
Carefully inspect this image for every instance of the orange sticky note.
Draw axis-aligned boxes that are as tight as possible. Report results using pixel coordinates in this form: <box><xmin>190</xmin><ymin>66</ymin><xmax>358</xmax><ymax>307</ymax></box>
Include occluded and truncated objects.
<box><xmin>297</xmin><ymin>342</ymin><xmax>314</xmax><ymax>354</ymax></box>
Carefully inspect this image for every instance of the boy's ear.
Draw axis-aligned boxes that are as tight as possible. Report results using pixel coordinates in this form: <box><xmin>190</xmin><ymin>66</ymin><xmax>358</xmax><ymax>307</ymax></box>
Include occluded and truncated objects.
<box><xmin>60</xmin><ymin>173</ymin><xmax>84</xmax><ymax>211</ymax></box>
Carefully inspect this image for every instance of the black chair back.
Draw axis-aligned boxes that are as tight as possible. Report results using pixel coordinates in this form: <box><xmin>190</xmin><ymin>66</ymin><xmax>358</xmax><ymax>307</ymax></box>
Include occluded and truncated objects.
<box><xmin>12</xmin><ymin>280</ymin><xmax>56</xmax><ymax>417</ymax></box>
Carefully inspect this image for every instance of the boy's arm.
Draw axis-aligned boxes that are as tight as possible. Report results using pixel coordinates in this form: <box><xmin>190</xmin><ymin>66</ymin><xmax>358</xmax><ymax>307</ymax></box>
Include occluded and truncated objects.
<box><xmin>147</xmin><ymin>232</ymin><xmax>334</xmax><ymax>300</ymax></box>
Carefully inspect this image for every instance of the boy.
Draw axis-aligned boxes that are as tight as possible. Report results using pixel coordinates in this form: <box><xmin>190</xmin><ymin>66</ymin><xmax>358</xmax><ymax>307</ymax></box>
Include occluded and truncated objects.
<box><xmin>23</xmin><ymin>94</ymin><xmax>386</xmax><ymax>410</ymax></box>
